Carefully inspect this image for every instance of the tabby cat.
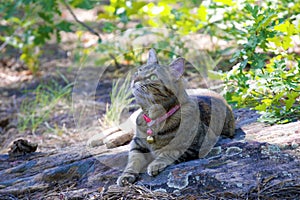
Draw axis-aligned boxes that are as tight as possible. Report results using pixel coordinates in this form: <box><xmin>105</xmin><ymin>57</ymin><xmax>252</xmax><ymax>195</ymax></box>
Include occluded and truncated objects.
<box><xmin>117</xmin><ymin>49</ymin><xmax>235</xmax><ymax>186</ymax></box>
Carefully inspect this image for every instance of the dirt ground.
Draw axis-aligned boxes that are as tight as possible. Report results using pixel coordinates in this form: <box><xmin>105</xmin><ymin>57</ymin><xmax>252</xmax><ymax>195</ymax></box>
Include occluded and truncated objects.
<box><xmin>0</xmin><ymin>37</ymin><xmax>219</xmax><ymax>155</ymax></box>
<box><xmin>0</xmin><ymin>41</ymin><xmax>299</xmax><ymax>153</ymax></box>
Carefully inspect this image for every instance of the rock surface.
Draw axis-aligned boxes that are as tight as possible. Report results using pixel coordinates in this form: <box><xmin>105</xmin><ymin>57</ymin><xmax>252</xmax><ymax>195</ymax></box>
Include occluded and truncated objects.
<box><xmin>0</xmin><ymin>116</ymin><xmax>300</xmax><ymax>199</ymax></box>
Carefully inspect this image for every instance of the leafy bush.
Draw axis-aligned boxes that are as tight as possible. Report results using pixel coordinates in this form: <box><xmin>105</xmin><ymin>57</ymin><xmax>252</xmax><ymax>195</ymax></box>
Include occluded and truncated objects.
<box><xmin>0</xmin><ymin>0</ymin><xmax>96</xmax><ymax>73</ymax></box>
<box><xmin>100</xmin><ymin>0</ymin><xmax>300</xmax><ymax>123</ymax></box>
<box><xmin>222</xmin><ymin>3</ymin><xmax>300</xmax><ymax>123</ymax></box>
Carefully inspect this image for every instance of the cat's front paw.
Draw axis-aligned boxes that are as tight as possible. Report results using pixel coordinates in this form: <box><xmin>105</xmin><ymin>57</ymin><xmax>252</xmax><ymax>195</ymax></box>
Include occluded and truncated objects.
<box><xmin>117</xmin><ymin>173</ymin><xmax>137</xmax><ymax>187</ymax></box>
<box><xmin>147</xmin><ymin>161</ymin><xmax>167</xmax><ymax>176</ymax></box>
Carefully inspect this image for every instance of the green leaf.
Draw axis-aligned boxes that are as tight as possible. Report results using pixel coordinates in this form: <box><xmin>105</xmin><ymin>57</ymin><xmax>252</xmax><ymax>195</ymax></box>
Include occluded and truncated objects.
<box><xmin>136</xmin><ymin>23</ymin><xmax>143</xmax><ymax>28</ymax></box>
<box><xmin>0</xmin><ymin>25</ymin><xmax>9</xmax><ymax>32</ymax></box>
<box><xmin>244</xmin><ymin>4</ymin><xmax>253</xmax><ymax>13</ymax></box>
<box><xmin>229</xmin><ymin>50</ymin><xmax>240</xmax><ymax>63</ymax></box>
<box><xmin>273</xmin><ymin>91</ymin><xmax>285</xmax><ymax>101</ymax></box>
<box><xmin>274</xmin><ymin>20</ymin><xmax>296</xmax><ymax>36</ymax></box>
<box><xmin>69</xmin><ymin>0</ymin><xmax>94</xmax><ymax>9</ymax></box>
<box><xmin>285</xmin><ymin>92</ymin><xmax>298</xmax><ymax>110</ymax></box>
<box><xmin>245</xmin><ymin>4</ymin><xmax>259</xmax><ymax>18</ymax></box>
<box><xmin>198</xmin><ymin>5</ymin><xmax>207</xmax><ymax>22</ymax></box>
<box><xmin>240</xmin><ymin>59</ymin><xmax>248</xmax><ymax>69</ymax></box>
<box><xmin>38</xmin><ymin>12</ymin><xmax>54</xmax><ymax>24</ymax></box>
<box><xmin>40</xmin><ymin>0</ymin><xmax>59</xmax><ymax>13</ymax></box>
<box><xmin>2</xmin><ymin>2</ymin><xmax>18</xmax><ymax>19</ymax></box>
<box><xmin>118</xmin><ymin>11</ymin><xmax>129</xmax><ymax>24</ymax></box>
<box><xmin>213</xmin><ymin>0</ymin><xmax>235</xmax><ymax>6</ymax></box>
<box><xmin>102</xmin><ymin>22</ymin><xmax>117</xmax><ymax>33</ymax></box>
<box><xmin>34</xmin><ymin>25</ymin><xmax>53</xmax><ymax>44</ymax></box>
<box><xmin>127</xmin><ymin>1</ymin><xmax>148</xmax><ymax>15</ymax></box>
<box><xmin>56</xmin><ymin>21</ymin><xmax>73</xmax><ymax>32</ymax></box>
<box><xmin>282</xmin><ymin>35</ymin><xmax>293</xmax><ymax>50</ymax></box>
<box><xmin>255</xmin><ymin>103</ymin><xmax>267</xmax><ymax>111</ymax></box>
<box><xmin>231</xmin><ymin>95</ymin><xmax>242</xmax><ymax>104</ymax></box>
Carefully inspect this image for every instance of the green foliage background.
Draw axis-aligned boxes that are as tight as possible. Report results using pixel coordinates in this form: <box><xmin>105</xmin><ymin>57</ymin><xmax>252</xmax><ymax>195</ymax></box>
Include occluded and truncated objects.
<box><xmin>1</xmin><ymin>0</ymin><xmax>299</xmax><ymax>124</ymax></box>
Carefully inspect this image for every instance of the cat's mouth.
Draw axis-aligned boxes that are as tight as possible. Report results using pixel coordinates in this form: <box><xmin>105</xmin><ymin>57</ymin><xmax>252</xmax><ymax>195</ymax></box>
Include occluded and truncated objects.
<box><xmin>132</xmin><ymin>80</ymin><xmax>150</xmax><ymax>99</ymax></box>
<box><xmin>131</xmin><ymin>80</ymin><xmax>144</xmax><ymax>92</ymax></box>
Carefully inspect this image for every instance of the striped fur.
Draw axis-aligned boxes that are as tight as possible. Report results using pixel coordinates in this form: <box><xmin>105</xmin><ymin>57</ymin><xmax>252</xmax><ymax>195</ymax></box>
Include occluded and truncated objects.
<box><xmin>117</xmin><ymin>49</ymin><xmax>235</xmax><ymax>186</ymax></box>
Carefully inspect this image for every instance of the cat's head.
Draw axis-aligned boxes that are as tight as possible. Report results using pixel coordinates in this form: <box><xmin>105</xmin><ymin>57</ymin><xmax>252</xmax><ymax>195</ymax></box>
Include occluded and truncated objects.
<box><xmin>132</xmin><ymin>49</ymin><xmax>186</xmax><ymax>108</ymax></box>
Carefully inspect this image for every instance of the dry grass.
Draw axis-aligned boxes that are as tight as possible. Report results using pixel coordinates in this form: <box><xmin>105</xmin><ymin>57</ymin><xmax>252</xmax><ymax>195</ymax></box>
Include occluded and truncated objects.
<box><xmin>101</xmin><ymin>184</ymin><xmax>177</xmax><ymax>200</ymax></box>
<box><xmin>1</xmin><ymin>179</ymin><xmax>299</xmax><ymax>199</ymax></box>
<box><xmin>99</xmin><ymin>179</ymin><xmax>300</xmax><ymax>200</ymax></box>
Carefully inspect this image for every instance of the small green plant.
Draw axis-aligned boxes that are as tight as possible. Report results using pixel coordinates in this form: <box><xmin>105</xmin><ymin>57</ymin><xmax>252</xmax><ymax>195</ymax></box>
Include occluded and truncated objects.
<box><xmin>18</xmin><ymin>79</ymin><xmax>73</xmax><ymax>133</ymax></box>
<box><xmin>103</xmin><ymin>73</ymin><xmax>134</xmax><ymax>127</ymax></box>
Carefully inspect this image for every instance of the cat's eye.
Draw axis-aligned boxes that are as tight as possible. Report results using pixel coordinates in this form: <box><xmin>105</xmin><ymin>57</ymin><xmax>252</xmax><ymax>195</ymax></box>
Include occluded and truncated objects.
<box><xmin>149</xmin><ymin>74</ymin><xmax>158</xmax><ymax>81</ymax></box>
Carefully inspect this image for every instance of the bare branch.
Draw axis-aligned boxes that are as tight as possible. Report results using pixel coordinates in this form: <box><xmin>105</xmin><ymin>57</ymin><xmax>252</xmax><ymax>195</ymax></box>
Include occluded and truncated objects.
<box><xmin>63</xmin><ymin>0</ymin><xmax>102</xmax><ymax>42</ymax></box>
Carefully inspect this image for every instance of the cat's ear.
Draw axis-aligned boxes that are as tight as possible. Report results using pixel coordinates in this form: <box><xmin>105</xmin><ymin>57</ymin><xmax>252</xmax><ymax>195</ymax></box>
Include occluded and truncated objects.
<box><xmin>147</xmin><ymin>48</ymin><xmax>158</xmax><ymax>64</ymax></box>
<box><xmin>169</xmin><ymin>57</ymin><xmax>185</xmax><ymax>79</ymax></box>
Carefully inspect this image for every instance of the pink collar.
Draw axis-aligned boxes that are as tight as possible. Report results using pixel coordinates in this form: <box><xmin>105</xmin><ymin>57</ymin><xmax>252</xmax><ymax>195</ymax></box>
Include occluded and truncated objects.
<box><xmin>142</xmin><ymin>105</ymin><xmax>180</xmax><ymax>143</ymax></box>
<box><xmin>142</xmin><ymin>104</ymin><xmax>180</xmax><ymax>128</ymax></box>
